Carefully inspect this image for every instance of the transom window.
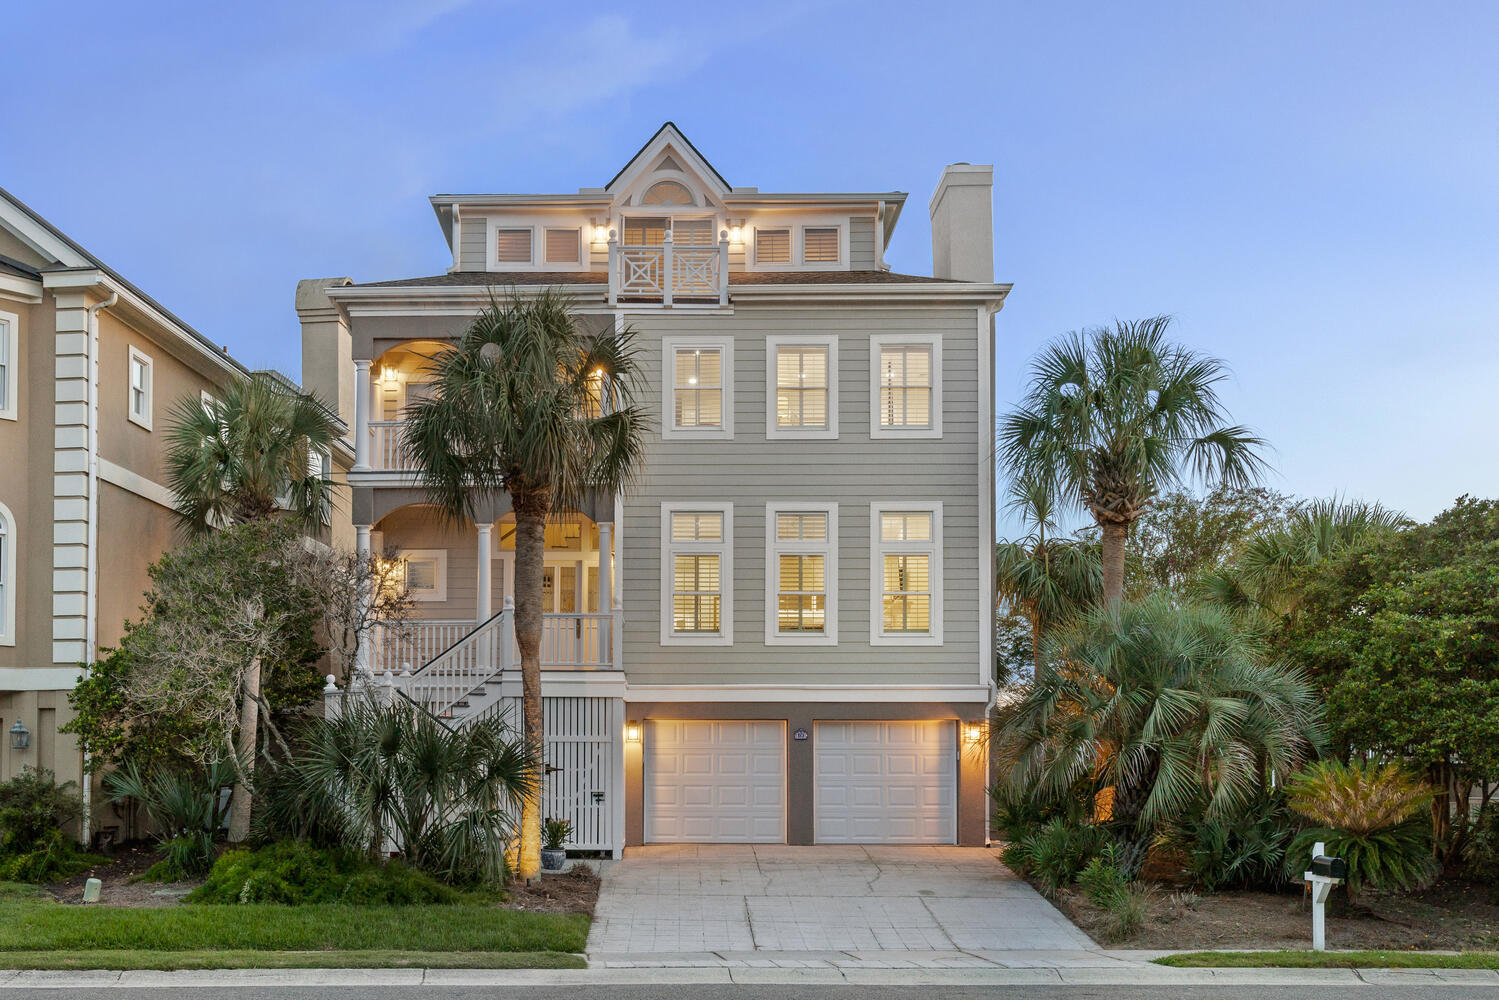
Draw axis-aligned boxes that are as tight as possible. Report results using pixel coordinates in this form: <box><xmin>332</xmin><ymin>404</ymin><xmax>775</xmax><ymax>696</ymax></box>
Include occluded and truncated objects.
<box><xmin>803</xmin><ymin>227</ymin><xmax>840</xmax><ymax>263</ymax></box>
<box><xmin>662</xmin><ymin>505</ymin><xmax>732</xmax><ymax>643</ymax></box>
<box><xmin>755</xmin><ymin>228</ymin><xmax>791</xmax><ymax>264</ymax></box>
<box><xmin>642</xmin><ymin>180</ymin><xmax>694</xmax><ymax>205</ymax></box>
<box><xmin>871</xmin><ymin>504</ymin><xmax>942</xmax><ymax>645</ymax></box>
<box><xmin>871</xmin><ymin>334</ymin><xmax>942</xmax><ymax>438</ymax></box>
<box><xmin>767</xmin><ymin>505</ymin><xmax>838</xmax><ymax>644</ymax></box>
<box><xmin>128</xmin><ymin>347</ymin><xmax>153</xmax><ymax>429</ymax></box>
<box><xmin>0</xmin><ymin>310</ymin><xmax>16</xmax><ymax>421</ymax></box>
<box><xmin>495</xmin><ymin>229</ymin><xmax>533</xmax><ymax>264</ymax></box>
<box><xmin>664</xmin><ymin>337</ymin><xmax>733</xmax><ymax>439</ymax></box>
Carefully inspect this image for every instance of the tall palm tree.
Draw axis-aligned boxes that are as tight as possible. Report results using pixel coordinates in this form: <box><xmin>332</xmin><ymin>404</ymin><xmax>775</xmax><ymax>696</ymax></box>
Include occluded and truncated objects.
<box><xmin>994</xmin><ymin>594</ymin><xmax>1323</xmax><ymax>875</ymax></box>
<box><xmin>164</xmin><ymin>371</ymin><xmax>341</xmax><ymax>841</ymax></box>
<box><xmin>165</xmin><ymin>371</ymin><xmax>340</xmax><ymax>536</ymax></box>
<box><xmin>994</xmin><ymin>473</ymin><xmax>1101</xmax><ymax>675</ymax></box>
<box><xmin>999</xmin><ymin>316</ymin><xmax>1267</xmax><ymax>608</ymax></box>
<box><xmin>404</xmin><ymin>290</ymin><xmax>648</xmax><ymax>878</ymax></box>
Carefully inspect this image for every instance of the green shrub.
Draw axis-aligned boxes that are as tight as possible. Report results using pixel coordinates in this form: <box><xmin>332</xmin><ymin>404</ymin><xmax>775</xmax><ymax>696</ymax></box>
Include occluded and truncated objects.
<box><xmin>990</xmin><ymin>782</ymin><xmax>1089</xmax><ymax>844</ymax></box>
<box><xmin>1076</xmin><ymin>845</ymin><xmax>1130</xmax><ymax>908</ymax></box>
<box><xmin>1098</xmin><ymin>883</ymin><xmax>1153</xmax><ymax>942</ymax></box>
<box><xmin>0</xmin><ymin>769</ymin><xmax>98</xmax><ymax>882</ymax></box>
<box><xmin>542</xmin><ymin>818</ymin><xmax>571</xmax><ymax>852</ymax></box>
<box><xmin>1463</xmin><ymin>802</ymin><xmax>1499</xmax><ymax>898</ymax></box>
<box><xmin>188</xmin><ymin>841</ymin><xmax>462</xmax><ymax>905</ymax></box>
<box><xmin>1170</xmin><ymin>793</ymin><xmax>1297</xmax><ymax>891</ymax></box>
<box><xmin>105</xmin><ymin>762</ymin><xmax>233</xmax><ymax>882</ymax></box>
<box><xmin>0</xmin><ymin>830</ymin><xmax>97</xmax><ymax>882</ymax></box>
<box><xmin>1003</xmin><ymin>819</ymin><xmax>1111</xmax><ymax>895</ymax></box>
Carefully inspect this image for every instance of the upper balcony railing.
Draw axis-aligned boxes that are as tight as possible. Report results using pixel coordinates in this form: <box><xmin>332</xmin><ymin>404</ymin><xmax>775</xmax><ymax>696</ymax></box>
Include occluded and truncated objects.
<box><xmin>607</xmin><ymin>230</ymin><xmax>728</xmax><ymax>308</ymax></box>
<box><xmin>367</xmin><ymin>420</ymin><xmax>417</xmax><ymax>473</ymax></box>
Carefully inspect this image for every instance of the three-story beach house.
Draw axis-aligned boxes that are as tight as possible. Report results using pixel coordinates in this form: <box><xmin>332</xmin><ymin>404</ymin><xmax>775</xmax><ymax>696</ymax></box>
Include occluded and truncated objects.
<box><xmin>302</xmin><ymin>124</ymin><xmax>1009</xmax><ymax>853</ymax></box>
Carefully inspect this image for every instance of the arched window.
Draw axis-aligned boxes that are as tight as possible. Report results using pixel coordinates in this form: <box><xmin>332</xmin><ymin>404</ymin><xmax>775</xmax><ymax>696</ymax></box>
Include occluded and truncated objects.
<box><xmin>642</xmin><ymin>180</ymin><xmax>694</xmax><ymax>206</ymax></box>
<box><xmin>0</xmin><ymin>501</ymin><xmax>14</xmax><ymax>645</ymax></box>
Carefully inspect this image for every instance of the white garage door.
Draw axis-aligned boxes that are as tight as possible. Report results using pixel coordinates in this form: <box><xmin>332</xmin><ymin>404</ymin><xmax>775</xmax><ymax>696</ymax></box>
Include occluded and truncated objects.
<box><xmin>645</xmin><ymin>720</ymin><xmax>786</xmax><ymax>843</ymax></box>
<box><xmin>814</xmin><ymin>721</ymin><xmax>956</xmax><ymax>844</ymax></box>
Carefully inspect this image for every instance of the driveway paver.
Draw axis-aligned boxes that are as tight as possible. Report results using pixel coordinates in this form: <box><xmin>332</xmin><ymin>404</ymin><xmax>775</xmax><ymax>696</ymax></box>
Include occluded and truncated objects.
<box><xmin>586</xmin><ymin>844</ymin><xmax>1096</xmax><ymax>966</ymax></box>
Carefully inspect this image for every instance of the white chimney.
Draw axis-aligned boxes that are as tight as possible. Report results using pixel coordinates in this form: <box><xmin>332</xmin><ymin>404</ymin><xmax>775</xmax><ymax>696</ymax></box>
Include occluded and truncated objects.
<box><xmin>929</xmin><ymin>163</ymin><xmax>994</xmax><ymax>282</ymax></box>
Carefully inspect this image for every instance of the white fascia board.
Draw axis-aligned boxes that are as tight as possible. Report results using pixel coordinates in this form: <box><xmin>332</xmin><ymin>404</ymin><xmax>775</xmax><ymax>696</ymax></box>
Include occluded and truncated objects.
<box><xmin>0</xmin><ymin>273</ymin><xmax>43</xmax><ymax>304</ymax></box>
<box><xmin>722</xmin><ymin>192</ymin><xmax>908</xmax><ymax>207</ymax></box>
<box><xmin>430</xmin><ymin>194</ymin><xmax>613</xmax><ymax>208</ymax></box>
<box><xmin>623</xmin><ymin>683</ymin><xmax>993</xmax><ymax>704</ymax></box>
<box><xmin>729</xmin><ymin>282</ymin><xmax>1012</xmax><ymax>306</ymax></box>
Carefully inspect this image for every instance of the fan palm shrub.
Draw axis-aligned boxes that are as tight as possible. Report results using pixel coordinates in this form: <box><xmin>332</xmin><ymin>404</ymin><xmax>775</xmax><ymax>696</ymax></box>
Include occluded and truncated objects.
<box><xmin>1285</xmin><ymin>759</ymin><xmax>1436</xmax><ymax>904</ymax></box>
<box><xmin>995</xmin><ymin>594</ymin><xmax>1323</xmax><ymax>875</ymax></box>
<box><xmin>104</xmin><ymin>761</ymin><xmax>235</xmax><ymax>879</ymax></box>
<box><xmin>404</xmin><ymin>289</ymin><xmax>648</xmax><ymax>878</ymax></box>
<box><xmin>999</xmin><ymin>316</ymin><xmax>1267</xmax><ymax>608</ymax></box>
<box><xmin>276</xmin><ymin>699</ymin><xmax>539</xmax><ymax>886</ymax></box>
<box><xmin>1169</xmin><ymin>791</ymin><xmax>1297</xmax><ymax>891</ymax></box>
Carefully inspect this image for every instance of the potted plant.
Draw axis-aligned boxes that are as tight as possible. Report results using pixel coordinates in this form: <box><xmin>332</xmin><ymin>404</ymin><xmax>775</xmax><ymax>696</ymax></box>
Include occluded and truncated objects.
<box><xmin>541</xmin><ymin>817</ymin><xmax>571</xmax><ymax>872</ymax></box>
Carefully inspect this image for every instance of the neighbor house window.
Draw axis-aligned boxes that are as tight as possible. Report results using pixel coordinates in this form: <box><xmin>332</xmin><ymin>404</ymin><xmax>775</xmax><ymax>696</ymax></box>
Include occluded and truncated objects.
<box><xmin>766</xmin><ymin>336</ymin><xmax>837</xmax><ymax>439</ymax></box>
<box><xmin>870</xmin><ymin>334</ymin><xmax>942</xmax><ymax>438</ymax></box>
<box><xmin>661</xmin><ymin>505</ymin><xmax>732</xmax><ymax>644</ymax></box>
<box><xmin>0</xmin><ymin>309</ymin><xmax>16</xmax><ymax>421</ymax></box>
<box><xmin>400</xmin><ymin>550</ymin><xmax>447</xmax><ymax>602</ymax></box>
<box><xmin>871</xmin><ymin>503</ymin><xmax>942</xmax><ymax>645</ymax></box>
<box><xmin>495</xmin><ymin>228</ymin><xmax>533</xmax><ymax>264</ymax></box>
<box><xmin>0</xmin><ymin>502</ymin><xmax>14</xmax><ymax>645</ymax></box>
<box><xmin>544</xmin><ymin>228</ymin><xmax>580</xmax><ymax>265</ymax></box>
<box><xmin>663</xmin><ymin>337</ymin><xmax>733</xmax><ymax>439</ymax></box>
<box><xmin>754</xmin><ymin>228</ymin><xmax>791</xmax><ymax>265</ymax></box>
<box><xmin>127</xmin><ymin>347</ymin><xmax>153</xmax><ymax>429</ymax></box>
<box><xmin>766</xmin><ymin>504</ymin><xmax>837</xmax><ymax>645</ymax></box>
<box><xmin>802</xmin><ymin>227</ymin><xmax>840</xmax><ymax>263</ymax></box>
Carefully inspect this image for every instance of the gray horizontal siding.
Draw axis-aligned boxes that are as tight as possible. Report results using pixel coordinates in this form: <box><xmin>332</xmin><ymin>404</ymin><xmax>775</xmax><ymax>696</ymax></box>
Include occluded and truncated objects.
<box><xmin>459</xmin><ymin>217</ymin><xmax>487</xmax><ymax>271</ymax></box>
<box><xmin>620</xmin><ymin>305</ymin><xmax>986</xmax><ymax>688</ymax></box>
<box><xmin>849</xmin><ymin>216</ymin><xmax>877</xmax><ymax>269</ymax></box>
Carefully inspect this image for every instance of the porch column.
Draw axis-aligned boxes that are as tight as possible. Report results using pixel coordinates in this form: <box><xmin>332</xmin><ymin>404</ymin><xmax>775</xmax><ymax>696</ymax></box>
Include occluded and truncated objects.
<box><xmin>353</xmin><ymin>359</ymin><xmax>371</xmax><ymax>471</ymax></box>
<box><xmin>354</xmin><ymin>524</ymin><xmax>373</xmax><ymax>676</ymax></box>
<box><xmin>476</xmin><ymin>522</ymin><xmax>493</xmax><ymax>624</ymax></box>
<box><xmin>597</xmin><ymin>521</ymin><xmax>613</xmax><ymax>613</ymax></box>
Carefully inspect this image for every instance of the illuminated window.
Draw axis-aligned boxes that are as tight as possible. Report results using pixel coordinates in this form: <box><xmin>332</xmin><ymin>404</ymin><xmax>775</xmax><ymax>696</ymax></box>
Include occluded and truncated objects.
<box><xmin>663</xmin><ymin>337</ymin><xmax>733</xmax><ymax>439</ymax></box>
<box><xmin>754</xmin><ymin>228</ymin><xmax>791</xmax><ymax>264</ymax></box>
<box><xmin>803</xmin><ymin>227</ymin><xmax>840</xmax><ymax>263</ymax></box>
<box><xmin>399</xmin><ymin>549</ymin><xmax>447</xmax><ymax>602</ymax></box>
<box><xmin>871</xmin><ymin>504</ymin><xmax>942</xmax><ymax>644</ymax></box>
<box><xmin>544</xmin><ymin>228</ymin><xmax>580</xmax><ymax>264</ymax></box>
<box><xmin>871</xmin><ymin>334</ymin><xmax>942</xmax><ymax>438</ymax></box>
<box><xmin>767</xmin><ymin>504</ymin><xmax>837</xmax><ymax>644</ymax></box>
<box><xmin>662</xmin><ymin>505</ymin><xmax>732</xmax><ymax>643</ymax></box>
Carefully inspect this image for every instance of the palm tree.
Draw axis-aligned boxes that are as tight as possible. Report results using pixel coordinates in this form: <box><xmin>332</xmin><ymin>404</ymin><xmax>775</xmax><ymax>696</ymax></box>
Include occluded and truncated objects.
<box><xmin>994</xmin><ymin>594</ymin><xmax>1323</xmax><ymax>875</ymax></box>
<box><xmin>999</xmin><ymin>316</ymin><xmax>1267</xmax><ymax>608</ymax></box>
<box><xmin>404</xmin><ymin>290</ymin><xmax>648</xmax><ymax>878</ymax></box>
<box><xmin>164</xmin><ymin>371</ymin><xmax>341</xmax><ymax>842</ymax></box>
<box><xmin>166</xmin><ymin>371</ymin><xmax>340</xmax><ymax>537</ymax></box>
<box><xmin>994</xmin><ymin>473</ymin><xmax>1101</xmax><ymax>675</ymax></box>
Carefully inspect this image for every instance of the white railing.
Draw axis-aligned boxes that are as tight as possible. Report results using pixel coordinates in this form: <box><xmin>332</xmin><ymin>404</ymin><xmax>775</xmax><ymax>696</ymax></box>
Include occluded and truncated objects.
<box><xmin>540</xmin><ymin>613</ymin><xmax>613</xmax><ymax>668</ymax></box>
<box><xmin>370</xmin><ymin>619</ymin><xmax>473</xmax><ymax>676</ymax></box>
<box><xmin>608</xmin><ymin>230</ymin><xmax>728</xmax><ymax>307</ymax></box>
<box><xmin>367</xmin><ymin>420</ymin><xmax>417</xmax><ymax>472</ymax></box>
<box><xmin>376</xmin><ymin>612</ymin><xmax>617</xmax><ymax>681</ymax></box>
<box><xmin>397</xmin><ymin>607</ymin><xmax>512</xmax><ymax>718</ymax></box>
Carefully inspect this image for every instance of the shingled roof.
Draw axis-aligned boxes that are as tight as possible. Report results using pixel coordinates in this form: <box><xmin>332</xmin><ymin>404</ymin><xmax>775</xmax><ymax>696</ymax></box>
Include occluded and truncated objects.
<box><xmin>348</xmin><ymin>270</ymin><xmax>959</xmax><ymax>289</ymax></box>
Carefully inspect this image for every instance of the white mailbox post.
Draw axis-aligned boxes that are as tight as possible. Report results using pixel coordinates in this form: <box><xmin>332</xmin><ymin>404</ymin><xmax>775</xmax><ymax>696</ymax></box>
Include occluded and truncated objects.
<box><xmin>1304</xmin><ymin>840</ymin><xmax>1347</xmax><ymax>952</ymax></box>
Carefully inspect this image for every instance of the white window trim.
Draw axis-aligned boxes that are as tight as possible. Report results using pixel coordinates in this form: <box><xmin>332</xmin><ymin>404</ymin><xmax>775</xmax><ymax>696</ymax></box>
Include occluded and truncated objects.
<box><xmin>869</xmin><ymin>333</ymin><xmax>943</xmax><ymax>440</ymax></box>
<box><xmin>661</xmin><ymin>336</ymin><xmax>734</xmax><ymax>440</ymax></box>
<box><xmin>869</xmin><ymin>501</ymin><xmax>943</xmax><ymax>647</ymax></box>
<box><xmin>543</xmin><ymin>226</ymin><xmax>583</xmax><ymax>266</ymax></box>
<box><xmin>796</xmin><ymin>221</ymin><xmax>848</xmax><ymax>271</ymax></box>
<box><xmin>660</xmin><ymin>502</ymin><xmax>733</xmax><ymax>646</ymax></box>
<box><xmin>482</xmin><ymin>216</ymin><xmax>592</xmax><ymax>272</ymax></box>
<box><xmin>0</xmin><ymin>309</ymin><xmax>17</xmax><ymax>422</ymax></box>
<box><xmin>750</xmin><ymin>225</ymin><xmax>795</xmax><ymax>269</ymax></box>
<box><xmin>765</xmin><ymin>335</ymin><xmax>838</xmax><ymax>440</ymax></box>
<box><xmin>0</xmin><ymin>500</ymin><xmax>13</xmax><ymax>645</ymax></box>
<box><xmin>765</xmin><ymin>502</ymin><xmax>838</xmax><ymax>646</ymax></box>
<box><xmin>399</xmin><ymin>549</ymin><xmax>448</xmax><ymax>603</ymax></box>
<box><xmin>127</xmin><ymin>346</ymin><xmax>153</xmax><ymax>430</ymax></box>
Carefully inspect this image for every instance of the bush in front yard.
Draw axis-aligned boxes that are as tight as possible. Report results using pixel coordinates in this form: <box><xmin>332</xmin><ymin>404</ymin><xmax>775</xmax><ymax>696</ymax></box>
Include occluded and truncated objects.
<box><xmin>1167</xmin><ymin>791</ymin><xmax>1298</xmax><ymax>891</ymax></box>
<box><xmin>1001</xmin><ymin>818</ymin><xmax>1111</xmax><ymax>895</ymax></box>
<box><xmin>0</xmin><ymin>769</ymin><xmax>99</xmax><ymax>882</ymax></box>
<box><xmin>188</xmin><ymin>841</ymin><xmax>462</xmax><ymax>905</ymax></box>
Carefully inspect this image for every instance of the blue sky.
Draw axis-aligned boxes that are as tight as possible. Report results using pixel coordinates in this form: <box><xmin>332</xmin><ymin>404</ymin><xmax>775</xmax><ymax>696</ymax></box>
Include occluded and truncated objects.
<box><xmin>3</xmin><ymin>1</ymin><xmax>1494</xmax><ymax>524</ymax></box>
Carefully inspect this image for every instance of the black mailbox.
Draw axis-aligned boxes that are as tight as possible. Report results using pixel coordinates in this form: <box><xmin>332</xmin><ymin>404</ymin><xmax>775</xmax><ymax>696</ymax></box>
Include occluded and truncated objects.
<box><xmin>1311</xmin><ymin>854</ymin><xmax>1347</xmax><ymax>880</ymax></box>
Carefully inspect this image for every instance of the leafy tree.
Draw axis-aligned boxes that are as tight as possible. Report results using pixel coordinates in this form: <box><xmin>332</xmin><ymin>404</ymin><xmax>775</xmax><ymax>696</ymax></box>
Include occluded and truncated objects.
<box><xmin>999</xmin><ymin>316</ymin><xmax>1267</xmax><ymax>607</ymax></box>
<box><xmin>1128</xmin><ymin>485</ymin><xmax>1292</xmax><ymax>596</ymax></box>
<box><xmin>994</xmin><ymin>594</ymin><xmax>1323</xmax><ymax>875</ymax></box>
<box><xmin>165</xmin><ymin>371</ymin><xmax>340</xmax><ymax>537</ymax></box>
<box><xmin>404</xmin><ymin>290</ymin><xmax>648</xmax><ymax>877</ymax></box>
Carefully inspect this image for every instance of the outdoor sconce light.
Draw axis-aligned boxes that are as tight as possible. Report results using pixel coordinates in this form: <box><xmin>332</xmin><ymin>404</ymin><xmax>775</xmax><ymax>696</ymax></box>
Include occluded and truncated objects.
<box><xmin>379</xmin><ymin>366</ymin><xmax>399</xmax><ymax>386</ymax></box>
<box><xmin>625</xmin><ymin>723</ymin><xmax>641</xmax><ymax>743</ymax></box>
<box><xmin>963</xmin><ymin>723</ymin><xmax>984</xmax><ymax>746</ymax></box>
<box><xmin>9</xmin><ymin>720</ymin><xmax>30</xmax><ymax>751</ymax></box>
<box><xmin>592</xmin><ymin>224</ymin><xmax>609</xmax><ymax>243</ymax></box>
<box><xmin>728</xmin><ymin>225</ymin><xmax>743</xmax><ymax>244</ymax></box>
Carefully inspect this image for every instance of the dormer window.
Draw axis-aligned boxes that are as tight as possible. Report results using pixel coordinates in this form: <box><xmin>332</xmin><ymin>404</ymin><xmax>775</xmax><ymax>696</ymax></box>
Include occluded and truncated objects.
<box><xmin>544</xmin><ymin>228</ymin><xmax>580</xmax><ymax>264</ymax></box>
<box><xmin>755</xmin><ymin>228</ymin><xmax>791</xmax><ymax>265</ymax></box>
<box><xmin>496</xmin><ymin>229</ymin><xmax>533</xmax><ymax>264</ymax></box>
<box><xmin>642</xmin><ymin>180</ymin><xmax>694</xmax><ymax>205</ymax></box>
<box><xmin>803</xmin><ymin>227</ymin><xmax>840</xmax><ymax>263</ymax></box>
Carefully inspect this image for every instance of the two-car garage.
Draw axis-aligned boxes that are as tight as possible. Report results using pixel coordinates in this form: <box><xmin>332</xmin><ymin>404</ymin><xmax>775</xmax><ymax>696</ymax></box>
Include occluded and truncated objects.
<box><xmin>642</xmin><ymin>718</ymin><xmax>961</xmax><ymax>845</ymax></box>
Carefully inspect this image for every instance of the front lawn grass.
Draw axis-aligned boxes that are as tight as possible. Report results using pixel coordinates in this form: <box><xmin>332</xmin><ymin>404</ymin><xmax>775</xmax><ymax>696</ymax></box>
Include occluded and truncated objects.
<box><xmin>1158</xmin><ymin>950</ymin><xmax>1499</xmax><ymax>969</ymax></box>
<box><xmin>0</xmin><ymin>900</ymin><xmax>588</xmax><ymax>955</ymax></box>
<box><xmin>0</xmin><ymin>950</ymin><xmax>585</xmax><ymax>971</ymax></box>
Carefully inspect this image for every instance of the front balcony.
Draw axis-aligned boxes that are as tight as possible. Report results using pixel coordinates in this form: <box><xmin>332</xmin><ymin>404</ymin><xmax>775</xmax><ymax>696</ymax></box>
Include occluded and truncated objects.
<box><xmin>607</xmin><ymin>230</ymin><xmax>728</xmax><ymax>307</ymax></box>
<box><xmin>372</xmin><ymin>612</ymin><xmax>618</xmax><ymax>675</ymax></box>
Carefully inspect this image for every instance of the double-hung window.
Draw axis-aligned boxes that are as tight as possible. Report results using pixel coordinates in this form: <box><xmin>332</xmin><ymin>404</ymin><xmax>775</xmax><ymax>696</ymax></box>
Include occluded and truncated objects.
<box><xmin>0</xmin><ymin>309</ymin><xmax>16</xmax><ymax>421</ymax></box>
<box><xmin>870</xmin><ymin>334</ymin><xmax>942</xmax><ymax>438</ymax></box>
<box><xmin>871</xmin><ymin>503</ymin><xmax>942</xmax><ymax>645</ymax></box>
<box><xmin>766</xmin><ymin>335</ymin><xmax>837</xmax><ymax>439</ymax></box>
<box><xmin>663</xmin><ymin>336</ymin><xmax>733</xmax><ymax>439</ymax></box>
<box><xmin>127</xmin><ymin>347</ymin><xmax>153</xmax><ymax>429</ymax></box>
<box><xmin>661</xmin><ymin>504</ymin><xmax>732</xmax><ymax>644</ymax></box>
<box><xmin>766</xmin><ymin>504</ymin><xmax>837</xmax><ymax>645</ymax></box>
<box><xmin>0</xmin><ymin>501</ymin><xmax>13</xmax><ymax>645</ymax></box>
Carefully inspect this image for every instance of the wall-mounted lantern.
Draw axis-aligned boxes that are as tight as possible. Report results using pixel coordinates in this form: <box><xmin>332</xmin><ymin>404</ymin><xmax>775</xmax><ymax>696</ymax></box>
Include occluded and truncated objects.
<box><xmin>625</xmin><ymin>722</ymin><xmax>641</xmax><ymax>743</ymax></box>
<box><xmin>963</xmin><ymin>723</ymin><xmax>984</xmax><ymax>746</ymax></box>
<box><xmin>9</xmin><ymin>719</ymin><xmax>30</xmax><ymax>751</ymax></box>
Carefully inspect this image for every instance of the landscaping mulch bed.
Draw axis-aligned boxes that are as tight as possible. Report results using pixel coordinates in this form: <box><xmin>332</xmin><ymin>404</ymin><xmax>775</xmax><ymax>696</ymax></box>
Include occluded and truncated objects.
<box><xmin>506</xmin><ymin>864</ymin><xmax>600</xmax><ymax>915</ymax></box>
<box><xmin>1048</xmin><ymin>877</ymin><xmax>1499</xmax><ymax>952</ymax></box>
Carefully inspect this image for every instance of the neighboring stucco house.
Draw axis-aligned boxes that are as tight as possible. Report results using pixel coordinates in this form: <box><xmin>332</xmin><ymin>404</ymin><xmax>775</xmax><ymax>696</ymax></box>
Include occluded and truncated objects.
<box><xmin>303</xmin><ymin>124</ymin><xmax>1010</xmax><ymax>852</ymax></box>
<box><xmin>0</xmin><ymin>187</ymin><xmax>349</xmax><ymax>840</ymax></box>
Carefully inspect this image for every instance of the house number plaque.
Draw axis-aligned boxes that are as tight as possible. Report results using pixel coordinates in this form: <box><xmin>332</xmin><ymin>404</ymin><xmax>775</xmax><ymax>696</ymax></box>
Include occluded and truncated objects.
<box><xmin>793</xmin><ymin>728</ymin><xmax>809</xmax><ymax>741</ymax></box>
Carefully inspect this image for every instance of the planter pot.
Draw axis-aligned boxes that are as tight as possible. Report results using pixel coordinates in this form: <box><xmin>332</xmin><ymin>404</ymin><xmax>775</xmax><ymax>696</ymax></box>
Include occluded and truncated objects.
<box><xmin>540</xmin><ymin>848</ymin><xmax>567</xmax><ymax>872</ymax></box>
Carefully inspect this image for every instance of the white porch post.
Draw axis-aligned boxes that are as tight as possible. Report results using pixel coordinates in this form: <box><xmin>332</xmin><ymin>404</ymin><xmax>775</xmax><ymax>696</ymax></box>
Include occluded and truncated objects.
<box><xmin>476</xmin><ymin>522</ymin><xmax>493</xmax><ymax>624</ymax></box>
<box><xmin>598</xmin><ymin>521</ymin><xmax>614</xmax><ymax>667</ymax></box>
<box><xmin>662</xmin><ymin>230</ymin><xmax>674</xmax><ymax>307</ymax></box>
<box><xmin>355</xmin><ymin>524</ymin><xmax>373</xmax><ymax>676</ymax></box>
<box><xmin>718</xmin><ymin>230</ymin><xmax>729</xmax><ymax>307</ymax></box>
<box><xmin>353</xmin><ymin>359</ymin><xmax>371</xmax><ymax>471</ymax></box>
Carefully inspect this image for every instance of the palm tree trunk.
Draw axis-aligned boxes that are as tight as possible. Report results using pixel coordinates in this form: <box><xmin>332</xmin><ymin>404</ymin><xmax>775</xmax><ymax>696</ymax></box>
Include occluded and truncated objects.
<box><xmin>512</xmin><ymin>500</ymin><xmax>548</xmax><ymax>880</ymax></box>
<box><xmin>227</xmin><ymin>656</ymin><xmax>261</xmax><ymax>842</ymax></box>
<box><xmin>1100</xmin><ymin>521</ymin><xmax>1128</xmax><ymax>608</ymax></box>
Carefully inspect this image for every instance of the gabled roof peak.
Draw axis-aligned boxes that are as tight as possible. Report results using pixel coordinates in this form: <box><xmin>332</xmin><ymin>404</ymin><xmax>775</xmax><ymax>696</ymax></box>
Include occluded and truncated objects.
<box><xmin>605</xmin><ymin>122</ymin><xmax>730</xmax><ymax>194</ymax></box>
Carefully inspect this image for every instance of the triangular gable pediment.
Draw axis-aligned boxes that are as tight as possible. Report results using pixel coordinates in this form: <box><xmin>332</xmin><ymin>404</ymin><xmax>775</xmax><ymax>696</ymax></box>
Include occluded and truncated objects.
<box><xmin>604</xmin><ymin>123</ymin><xmax>731</xmax><ymax>204</ymax></box>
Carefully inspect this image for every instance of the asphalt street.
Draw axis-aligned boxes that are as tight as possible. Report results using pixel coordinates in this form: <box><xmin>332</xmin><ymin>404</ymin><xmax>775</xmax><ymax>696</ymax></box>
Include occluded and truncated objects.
<box><xmin>4</xmin><ymin>987</ymin><xmax>1495</xmax><ymax>999</ymax></box>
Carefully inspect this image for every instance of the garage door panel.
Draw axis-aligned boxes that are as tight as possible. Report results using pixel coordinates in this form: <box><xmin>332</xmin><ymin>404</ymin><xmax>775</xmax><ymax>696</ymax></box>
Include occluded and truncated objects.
<box><xmin>815</xmin><ymin>721</ymin><xmax>956</xmax><ymax>845</ymax></box>
<box><xmin>646</xmin><ymin>720</ymin><xmax>786</xmax><ymax>844</ymax></box>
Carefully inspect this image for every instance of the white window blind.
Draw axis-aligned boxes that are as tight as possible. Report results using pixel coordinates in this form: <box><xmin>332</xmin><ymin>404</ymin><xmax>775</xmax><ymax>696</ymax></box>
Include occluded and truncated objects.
<box><xmin>666</xmin><ymin>509</ymin><xmax>728</xmax><ymax>636</ymax></box>
<box><xmin>673</xmin><ymin>348</ymin><xmax>723</xmax><ymax>428</ymax></box>
<box><xmin>672</xmin><ymin>218</ymin><xmax>715</xmax><ymax>246</ymax></box>
<box><xmin>755</xmin><ymin>228</ymin><xmax>791</xmax><ymax>264</ymax></box>
<box><xmin>544</xmin><ymin>228</ymin><xmax>580</xmax><ymax>264</ymax></box>
<box><xmin>873</xmin><ymin>507</ymin><xmax>940</xmax><ymax>641</ymax></box>
<box><xmin>496</xmin><ymin>229</ymin><xmax>533</xmax><ymax>264</ymax></box>
<box><xmin>803</xmin><ymin>227</ymin><xmax>839</xmax><ymax>262</ymax></box>
<box><xmin>623</xmin><ymin>217</ymin><xmax>668</xmax><ymax>245</ymax></box>
<box><xmin>768</xmin><ymin>508</ymin><xmax>835</xmax><ymax>640</ymax></box>
<box><xmin>775</xmin><ymin>346</ymin><xmax>829</xmax><ymax>429</ymax></box>
<box><xmin>878</xmin><ymin>345</ymin><xmax>933</xmax><ymax>428</ymax></box>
